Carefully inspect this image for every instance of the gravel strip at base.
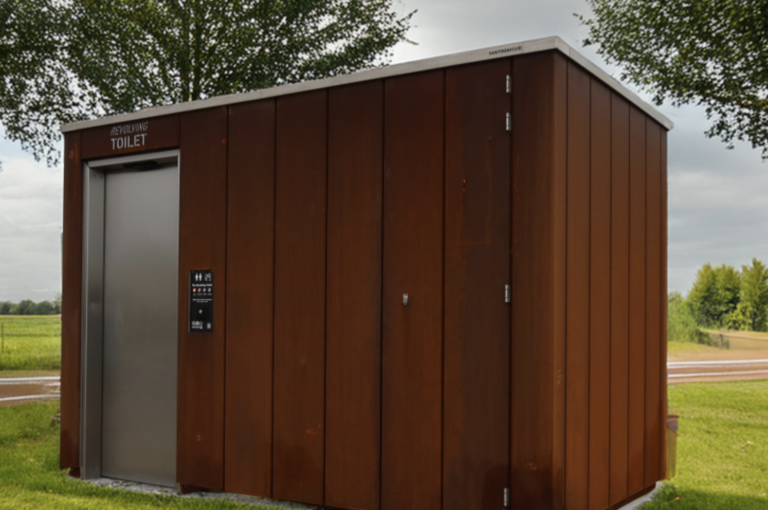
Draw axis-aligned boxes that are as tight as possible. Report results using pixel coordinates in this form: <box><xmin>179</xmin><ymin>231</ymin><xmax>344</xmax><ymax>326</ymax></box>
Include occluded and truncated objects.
<box><xmin>83</xmin><ymin>478</ymin><xmax>316</xmax><ymax>509</ymax></box>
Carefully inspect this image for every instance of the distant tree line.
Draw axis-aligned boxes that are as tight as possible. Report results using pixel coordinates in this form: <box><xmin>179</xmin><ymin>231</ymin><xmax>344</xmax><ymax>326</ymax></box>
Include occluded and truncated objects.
<box><xmin>669</xmin><ymin>259</ymin><xmax>768</xmax><ymax>343</ymax></box>
<box><xmin>0</xmin><ymin>295</ymin><xmax>61</xmax><ymax>315</ymax></box>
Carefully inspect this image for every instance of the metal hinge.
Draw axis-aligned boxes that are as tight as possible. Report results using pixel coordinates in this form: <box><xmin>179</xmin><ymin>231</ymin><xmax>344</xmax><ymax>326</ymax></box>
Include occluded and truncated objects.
<box><xmin>506</xmin><ymin>113</ymin><xmax>511</xmax><ymax>132</ymax></box>
<box><xmin>504</xmin><ymin>285</ymin><xmax>511</xmax><ymax>303</ymax></box>
<box><xmin>504</xmin><ymin>487</ymin><xmax>510</xmax><ymax>507</ymax></box>
<box><xmin>506</xmin><ymin>75</ymin><xmax>511</xmax><ymax>93</ymax></box>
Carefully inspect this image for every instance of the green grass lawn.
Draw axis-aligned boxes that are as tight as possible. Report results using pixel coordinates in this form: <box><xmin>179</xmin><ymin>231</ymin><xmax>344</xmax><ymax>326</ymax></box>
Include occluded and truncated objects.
<box><xmin>0</xmin><ymin>402</ymin><xmax>282</xmax><ymax>509</ymax></box>
<box><xmin>645</xmin><ymin>380</ymin><xmax>768</xmax><ymax>509</ymax></box>
<box><xmin>0</xmin><ymin>316</ymin><xmax>61</xmax><ymax>371</ymax></box>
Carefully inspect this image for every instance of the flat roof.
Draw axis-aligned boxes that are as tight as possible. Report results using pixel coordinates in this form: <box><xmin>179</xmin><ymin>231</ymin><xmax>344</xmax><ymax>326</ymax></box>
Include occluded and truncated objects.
<box><xmin>61</xmin><ymin>36</ymin><xmax>673</xmax><ymax>133</ymax></box>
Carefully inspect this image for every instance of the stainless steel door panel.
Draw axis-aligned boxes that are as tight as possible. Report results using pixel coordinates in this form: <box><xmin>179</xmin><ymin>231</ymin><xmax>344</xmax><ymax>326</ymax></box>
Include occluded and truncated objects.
<box><xmin>102</xmin><ymin>165</ymin><xmax>178</xmax><ymax>487</ymax></box>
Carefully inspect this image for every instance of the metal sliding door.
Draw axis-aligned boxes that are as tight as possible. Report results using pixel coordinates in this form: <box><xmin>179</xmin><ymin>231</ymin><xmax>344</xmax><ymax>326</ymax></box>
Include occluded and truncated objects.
<box><xmin>81</xmin><ymin>151</ymin><xmax>179</xmax><ymax>487</ymax></box>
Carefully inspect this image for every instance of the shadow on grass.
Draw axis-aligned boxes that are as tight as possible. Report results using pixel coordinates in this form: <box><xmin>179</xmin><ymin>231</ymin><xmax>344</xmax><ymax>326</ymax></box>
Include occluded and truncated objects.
<box><xmin>645</xmin><ymin>484</ymin><xmax>768</xmax><ymax>510</ymax></box>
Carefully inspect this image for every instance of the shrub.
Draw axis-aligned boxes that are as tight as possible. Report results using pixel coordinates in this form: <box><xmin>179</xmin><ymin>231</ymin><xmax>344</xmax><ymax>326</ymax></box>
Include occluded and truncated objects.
<box><xmin>668</xmin><ymin>291</ymin><xmax>700</xmax><ymax>343</ymax></box>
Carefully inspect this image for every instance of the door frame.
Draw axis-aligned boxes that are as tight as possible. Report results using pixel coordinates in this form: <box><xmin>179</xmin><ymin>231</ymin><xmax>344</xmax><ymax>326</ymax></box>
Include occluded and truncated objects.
<box><xmin>79</xmin><ymin>149</ymin><xmax>180</xmax><ymax>480</ymax></box>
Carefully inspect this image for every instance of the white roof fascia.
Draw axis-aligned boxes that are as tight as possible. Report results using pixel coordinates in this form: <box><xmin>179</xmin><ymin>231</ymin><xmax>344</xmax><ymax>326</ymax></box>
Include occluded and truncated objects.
<box><xmin>60</xmin><ymin>36</ymin><xmax>672</xmax><ymax>133</ymax></box>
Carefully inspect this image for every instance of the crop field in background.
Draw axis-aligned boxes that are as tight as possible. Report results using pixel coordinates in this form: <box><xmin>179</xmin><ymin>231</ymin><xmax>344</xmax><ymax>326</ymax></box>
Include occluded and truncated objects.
<box><xmin>667</xmin><ymin>341</ymin><xmax>726</xmax><ymax>357</ymax></box>
<box><xmin>704</xmin><ymin>329</ymin><xmax>768</xmax><ymax>351</ymax></box>
<box><xmin>668</xmin><ymin>329</ymin><xmax>768</xmax><ymax>361</ymax></box>
<box><xmin>646</xmin><ymin>380</ymin><xmax>768</xmax><ymax>510</ymax></box>
<box><xmin>0</xmin><ymin>316</ymin><xmax>61</xmax><ymax>371</ymax></box>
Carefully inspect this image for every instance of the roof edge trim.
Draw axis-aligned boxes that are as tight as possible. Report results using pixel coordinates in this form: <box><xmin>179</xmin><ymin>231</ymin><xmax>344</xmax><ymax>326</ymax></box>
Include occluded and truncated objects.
<box><xmin>60</xmin><ymin>36</ymin><xmax>673</xmax><ymax>133</ymax></box>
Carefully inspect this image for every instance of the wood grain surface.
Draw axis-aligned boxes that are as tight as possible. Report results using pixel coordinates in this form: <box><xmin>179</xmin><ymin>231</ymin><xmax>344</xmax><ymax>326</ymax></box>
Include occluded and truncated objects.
<box><xmin>176</xmin><ymin>106</ymin><xmax>228</xmax><ymax>491</ymax></box>
<box><xmin>272</xmin><ymin>90</ymin><xmax>328</xmax><ymax>505</ymax></box>
<box><xmin>609</xmin><ymin>95</ymin><xmax>631</xmax><ymax>506</ymax></box>
<box><xmin>224</xmin><ymin>99</ymin><xmax>276</xmax><ymax>497</ymax></box>
<box><xmin>61</xmin><ymin>131</ymin><xmax>83</xmax><ymax>470</ymax></box>
<box><xmin>443</xmin><ymin>59</ymin><xmax>511</xmax><ymax>510</ymax></box>
<box><xmin>588</xmin><ymin>80</ymin><xmax>612</xmax><ymax>510</ymax></box>
<box><xmin>325</xmin><ymin>81</ymin><xmax>384</xmax><ymax>510</ymax></box>
<box><xmin>381</xmin><ymin>70</ymin><xmax>444</xmax><ymax>510</ymax></box>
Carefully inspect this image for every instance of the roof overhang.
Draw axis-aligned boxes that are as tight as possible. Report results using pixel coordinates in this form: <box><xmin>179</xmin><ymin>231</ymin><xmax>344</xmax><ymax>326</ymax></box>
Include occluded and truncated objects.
<box><xmin>60</xmin><ymin>36</ymin><xmax>673</xmax><ymax>133</ymax></box>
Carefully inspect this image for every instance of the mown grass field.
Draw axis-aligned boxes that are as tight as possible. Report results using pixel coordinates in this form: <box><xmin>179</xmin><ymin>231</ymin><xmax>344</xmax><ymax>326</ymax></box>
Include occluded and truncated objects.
<box><xmin>645</xmin><ymin>380</ymin><xmax>768</xmax><ymax>509</ymax></box>
<box><xmin>1</xmin><ymin>384</ymin><xmax>766</xmax><ymax>510</ymax></box>
<box><xmin>0</xmin><ymin>316</ymin><xmax>61</xmax><ymax>372</ymax></box>
<box><xmin>0</xmin><ymin>402</ymin><xmax>282</xmax><ymax>509</ymax></box>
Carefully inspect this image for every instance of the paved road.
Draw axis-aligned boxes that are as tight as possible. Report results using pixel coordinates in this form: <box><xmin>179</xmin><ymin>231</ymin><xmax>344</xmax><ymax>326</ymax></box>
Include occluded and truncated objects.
<box><xmin>667</xmin><ymin>359</ymin><xmax>768</xmax><ymax>383</ymax></box>
<box><xmin>0</xmin><ymin>376</ymin><xmax>60</xmax><ymax>407</ymax></box>
<box><xmin>2</xmin><ymin>359</ymin><xmax>767</xmax><ymax>405</ymax></box>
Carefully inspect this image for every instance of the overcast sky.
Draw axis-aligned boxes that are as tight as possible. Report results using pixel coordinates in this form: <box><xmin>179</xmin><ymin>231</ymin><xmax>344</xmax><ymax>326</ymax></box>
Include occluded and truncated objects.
<box><xmin>1</xmin><ymin>0</ymin><xmax>766</xmax><ymax>302</ymax></box>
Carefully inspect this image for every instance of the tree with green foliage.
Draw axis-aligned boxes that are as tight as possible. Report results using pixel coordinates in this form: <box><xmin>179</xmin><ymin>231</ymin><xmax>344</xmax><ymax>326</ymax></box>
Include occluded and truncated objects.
<box><xmin>687</xmin><ymin>264</ymin><xmax>718</xmax><ymax>326</ymax></box>
<box><xmin>14</xmin><ymin>299</ymin><xmax>36</xmax><ymax>315</ymax></box>
<box><xmin>34</xmin><ymin>300</ymin><xmax>54</xmax><ymax>315</ymax></box>
<box><xmin>0</xmin><ymin>299</ymin><xmax>62</xmax><ymax>315</ymax></box>
<box><xmin>667</xmin><ymin>291</ymin><xmax>699</xmax><ymax>343</ymax></box>
<box><xmin>0</xmin><ymin>301</ymin><xmax>15</xmax><ymax>314</ymax></box>
<box><xmin>733</xmin><ymin>258</ymin><xmax>768</xmax><ymax>331</ymax></box>
<box><xmin>581</xmin><ymin>0</ymin><xmax>768</xmax><ymax>157</ymax></box>
<box><xmin>1</xmin><ymin>0</ymin><xmax>413</xmax><ymax>165</ymax></box>
<box><xmin>687</xmin><ymin>263</ymin><xmax>741</xmax><ymax>327</ymax></box>
<box><xmin>716</xmin><ymin>264</ymin><xmax>741</xmax><ymax>321</ymax></box>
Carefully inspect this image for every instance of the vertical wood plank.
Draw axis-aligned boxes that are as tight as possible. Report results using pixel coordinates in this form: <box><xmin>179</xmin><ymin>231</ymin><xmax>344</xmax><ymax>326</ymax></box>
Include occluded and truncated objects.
<box><xmin>552</xmin><ymin>52</ymin><xmax>569</xmax><ymax>510</ymax></box>
<box><xmin>273</xmin><ymin>90</ymin><xmax>328</xmax><ymax>505</ymax></box>
<box><xmin>644</xmin><ymin>121</ymin><xmax>662</xmax><ymax>487</ymax></box>
<box><xmin>627</xmin><ymin>108</ymin><xmax>647</xmax><ymax>495</ymax></box>
<box><xmin>61</xmin><ymin>131</ymin><xmax>83</xmax><ymax>470</ymax></box>
<box><xmin>609</xmin><ymin>95</ymin><xmax>630</xmax><ymax>506</ymax></box>
<box><xmin>225</xmin><ymin>100</ymin><xmax>276</xmax><ymax>497</ymax></box>
<box><xmin>565</xmin><ymin>61</ymin><xmax>591</xmax><ymax>510</ymax></box>
<box><xmin>177</xmin><ymin>107</ymin><xmax>228</xmax><ymax>490</ymax></box>
<box><xmin>443</xmin><ymin>60</ymin><xmax>511</xmax><ymax>510</ymax></box>
<box><xmin>511</xmin><ymin>51</ymin><xmax>560</xmax><ymax>510</ymax></box>
<box><xmin>382</xmin><ymin>70</ymin><xmax>444</xmax><ymax>510</ymax></box>
<box><xmin>588</xmin><ymin>80</ymin><xmax>611</xmax><ymax>510</ymax></box>
<box><xmin>326</xmin><ymin>81</ymin><xmax>383</xmax><ymax>510</ymax></box>
<box><xmin>660</xmin><ymin>131</ymin><xmax>669</xmax><ymax>479</ymax></box>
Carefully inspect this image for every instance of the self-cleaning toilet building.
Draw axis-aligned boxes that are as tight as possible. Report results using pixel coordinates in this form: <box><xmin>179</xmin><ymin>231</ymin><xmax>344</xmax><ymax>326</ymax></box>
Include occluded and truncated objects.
<box><xmin>59</xmin><ymin>37</ymin><xmax>672</xmax><ymax>510</ymax></box>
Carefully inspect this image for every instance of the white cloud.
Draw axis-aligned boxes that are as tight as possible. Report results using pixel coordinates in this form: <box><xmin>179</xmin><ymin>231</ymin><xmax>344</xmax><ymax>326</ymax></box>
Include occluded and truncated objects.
<box><xmin>0</xmin><ymin>138</ymin><xmax>63</xmax><ymax>302</ymax></box>
<box><xmin>1</xmin><ymin>0</ymin><xmax>766</xmax><ymax>300</ymax></box>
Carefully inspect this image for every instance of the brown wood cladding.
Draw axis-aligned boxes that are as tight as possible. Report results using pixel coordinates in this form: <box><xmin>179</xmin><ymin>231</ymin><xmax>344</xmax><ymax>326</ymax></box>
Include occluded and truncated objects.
<box><xmin>559</xmin><ymin>66</ymin><xmax>668</xmax><ymax>510</ymax></box>
<box><xmin>176</xmin><ymin>107</ymin><xmax>228</xmax><ymax>490</ymax></box>
<box><xmin>511</xmin><ymin>51</ymin><xmax>559</xmax><ymax>510</ymax></box>
<box><xmin>272</xmin><ymin>90</ymin><xmax>328</xmax><ymax>505</ymax></box>
<box><xmin>565</xmin><ymin>61</ymin><xmax>591</xmax><ymax>510</ymax></box>
<box><xmin>588</xmin><ymin>80</ymin><xmax>612</xmax><ymax>510</ymax></box>
<box><xmin>81</xmin><ymin>114</ymin><xmax>179</xmax><ymax>160</ymax></box>
<box><xmin>62</xmin><ymin>52</ymin><xmax>669</xmax><ymax>510</ymax></box>
<box><xmin>381</xmin><ymin>70</ymin><xmax>444</xmax><ymax>510</ymax></box>
<box><xmin>660</xmin><ymin>132</ymin><xmax>669</xmax><ymax>480</ymax></box>
<box><xmin>60</xmin><ymin>131</ymin><xmax>83</xmax><ymax>470</ymax></box>
<box><xmin>609</xmin><ymin>95</ymin><xmax>631</xmax><ymax>506</ymax></box>
<box><xmin>644</xmin><ymin>121</ymin><xmax>663</xmax><ymax>487</ymax></box>
<box><xmin>224</xmin><ymin>100</ymin><xmax>276</xmax><ymax>497</ymax></box>
<box><xmin>325</xmin><ymin>81</ymin><xmax>383</xmax><ymax>510</ymax></box>
<box><xmin>443</xmin><ymin>60</ymin><xmax>511</xmax><ymax>510</ymax></box>
<box><xmin>627</xmin><ymin>106</ymin><xmax>647</xmax><ymax>496</ymax></box>
<box><xmin>552</xmin><ymin>51</ymin><xmax>569</xmax><ymax>510</ymax></box>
